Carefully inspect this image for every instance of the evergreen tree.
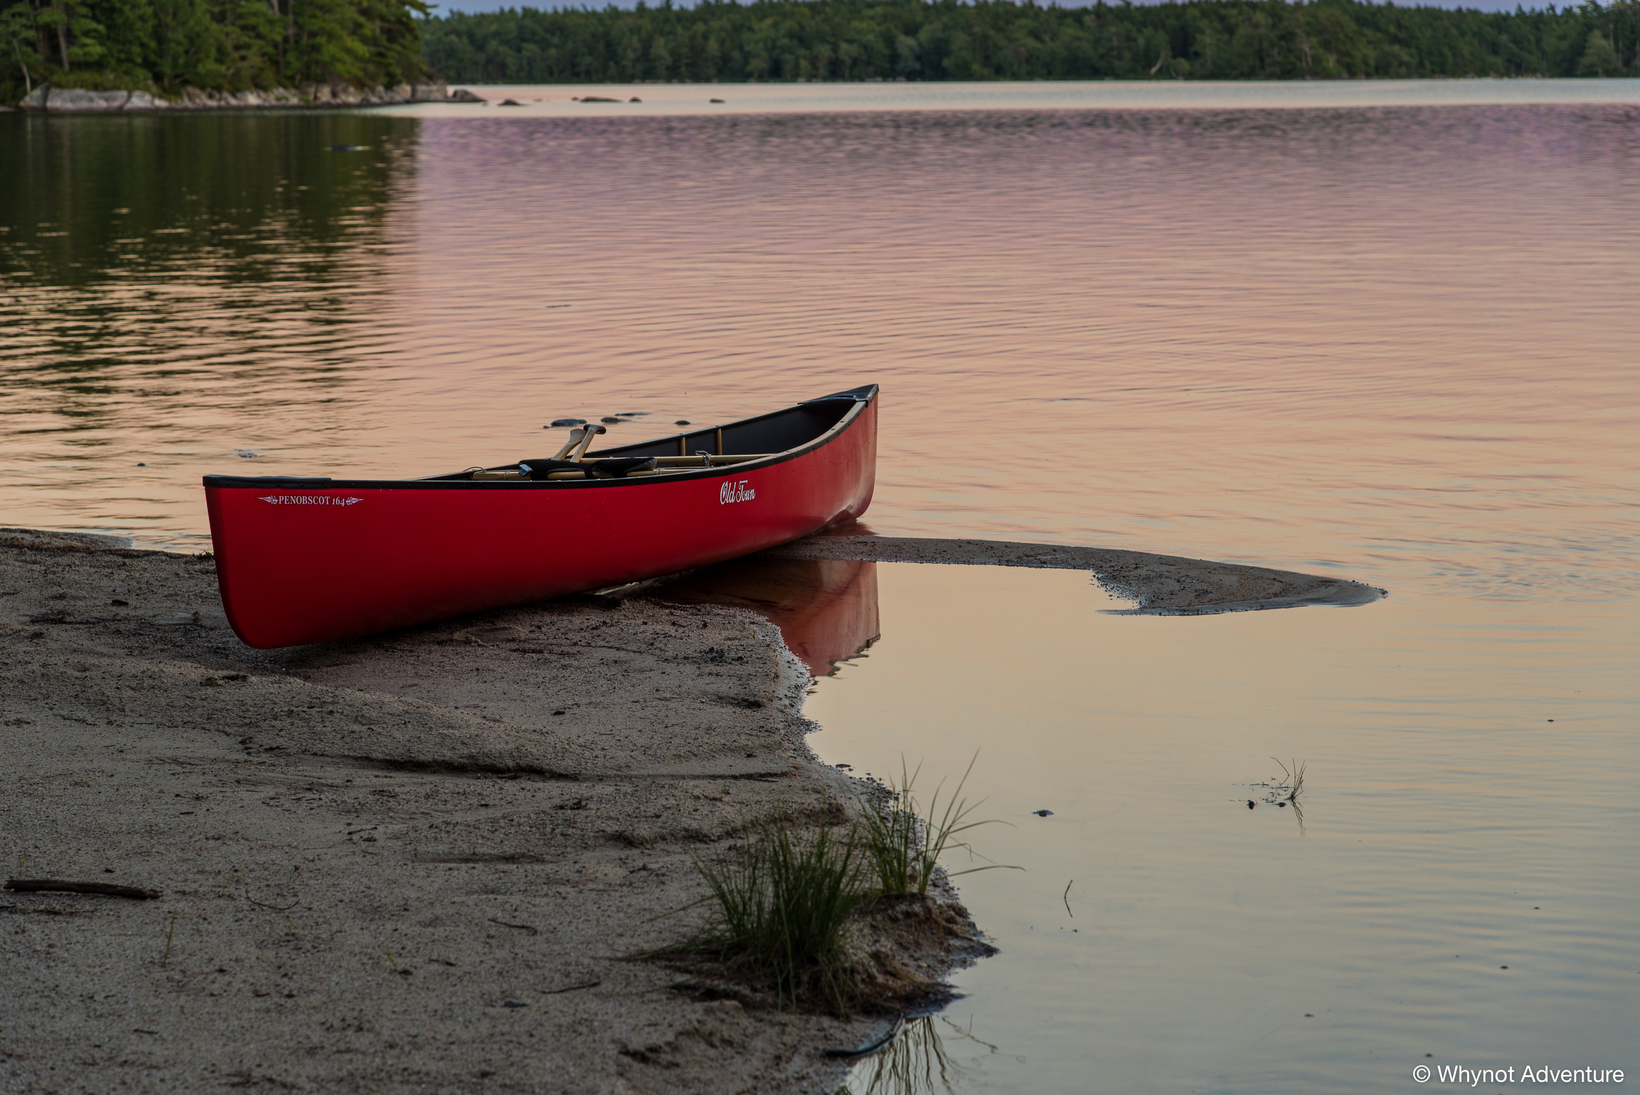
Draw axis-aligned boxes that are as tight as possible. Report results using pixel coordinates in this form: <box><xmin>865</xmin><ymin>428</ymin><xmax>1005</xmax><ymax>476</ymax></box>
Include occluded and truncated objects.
<box><xmin>1</xmin><ymin>0</ymin><xmax>430</xmax><ymax>101</ymax></box>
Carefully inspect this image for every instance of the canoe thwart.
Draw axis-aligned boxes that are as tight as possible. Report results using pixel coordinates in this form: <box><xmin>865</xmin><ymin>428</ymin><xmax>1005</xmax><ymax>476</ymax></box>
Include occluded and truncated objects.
<box><xmin>471</xmin><ymin>454</ymin><xmax>773</xmax><ymax>481</ymax></box>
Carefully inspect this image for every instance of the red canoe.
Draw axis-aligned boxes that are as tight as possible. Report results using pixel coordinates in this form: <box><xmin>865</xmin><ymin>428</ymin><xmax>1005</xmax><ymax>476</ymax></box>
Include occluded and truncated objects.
<box><xmin>204</xmin><ymin>384</ymin><xmax>878</xmax><ymax>649</ymax></box>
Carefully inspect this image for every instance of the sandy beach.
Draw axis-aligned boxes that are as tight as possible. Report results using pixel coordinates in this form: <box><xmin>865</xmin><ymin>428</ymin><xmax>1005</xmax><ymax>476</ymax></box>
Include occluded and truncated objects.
<box><xmin>1</xmin><ymin>527</ymin><xmax>1377</xmax><ymax>1092</ymax></box>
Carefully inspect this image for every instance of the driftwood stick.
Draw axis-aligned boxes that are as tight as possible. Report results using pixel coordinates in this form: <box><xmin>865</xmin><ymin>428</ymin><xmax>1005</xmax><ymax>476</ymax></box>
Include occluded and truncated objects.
<box><xmin>536</xmin><ymin>980</ymin><xmax>600</xmax><ymax>995</ymax></box>
<box><xmin>487</xmin><ymin>917</ymin><xmax>539</xmax><ymax>936</ymax></box>
<box><xmin>4</xmin><ymin>878</ymin><xmax>162</xmax><ymax>900</ymax></box>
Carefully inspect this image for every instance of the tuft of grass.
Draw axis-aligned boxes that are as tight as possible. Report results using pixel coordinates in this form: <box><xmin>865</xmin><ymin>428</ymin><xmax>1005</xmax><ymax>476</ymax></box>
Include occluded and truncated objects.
<box><xmin>671</xmin><ymin>758</ymin><xmax>1013</xmax><ymax>1012</ymax></box>
<box><xmin>1271</xmin><ymin>757</ymin><xmax>1307</xmax><ymax>834</ymax></box>
<box><xmin>858</xmin><ymin>754</ymin><xmax>1018</xmax><ymax>897</ymax></box>
<box><xmin>691</xmin><ymin>815</ymin><xmax>866</xmax><ymax>1010</ymax></box>
<box><xmin>1273</xmin><ymin>757</ymin><xmax>1306</xmax><ymax>800</ymax></box>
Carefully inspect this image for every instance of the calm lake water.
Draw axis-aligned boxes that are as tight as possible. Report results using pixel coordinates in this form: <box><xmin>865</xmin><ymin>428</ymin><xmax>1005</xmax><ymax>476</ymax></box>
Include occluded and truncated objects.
<box><xmin>807</xmin><ymin>565</ymin><xmax>1636</xmax><ymax>1094</ymax></box>
<box><xmin>3</xmin><ymin>82</ymin><xmax>1637</xmax><ymax>1093</ymax></box>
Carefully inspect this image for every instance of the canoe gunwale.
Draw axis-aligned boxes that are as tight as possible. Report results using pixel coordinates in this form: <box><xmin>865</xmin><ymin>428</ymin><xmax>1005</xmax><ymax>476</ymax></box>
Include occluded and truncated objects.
<box><xmin>201</xmin><ymin>385</ymin><xmax>876</xmax><ymax>492</ymax></box>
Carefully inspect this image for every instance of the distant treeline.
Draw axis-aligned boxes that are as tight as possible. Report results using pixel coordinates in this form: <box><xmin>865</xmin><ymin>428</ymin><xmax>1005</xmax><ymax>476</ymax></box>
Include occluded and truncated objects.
<box><xmin>1</xmin><ymin>0</ymin><xmax>428</xmax><ymax>103</ymax></box>
<box><xmin>6</xmin><ymin>0</ymin><xmax>1636</xmax><ymax>109</ymax></box>
<box><xmin>421</xmin><ymin>0</ymin><xmax>1639</xmax><ymax>83</ymax></box>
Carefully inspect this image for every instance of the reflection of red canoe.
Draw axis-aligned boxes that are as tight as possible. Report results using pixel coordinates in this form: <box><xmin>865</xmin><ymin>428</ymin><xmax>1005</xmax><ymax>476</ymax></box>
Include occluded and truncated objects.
<box><xmin>204</xmin><ymin>385</ymin><xmax>877</xmax><ymax>649</ymax></box>
<box><xmin>656</xmin><ymin>557</ymin><xmax>880</xmax><ymax>677</ymax></box>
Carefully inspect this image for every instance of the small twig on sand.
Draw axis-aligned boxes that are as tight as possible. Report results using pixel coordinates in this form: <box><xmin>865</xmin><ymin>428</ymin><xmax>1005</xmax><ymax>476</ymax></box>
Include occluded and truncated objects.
<box><xmin>5</xmin><ymin>878</ymin><xmax>161</xmax><ymax>899</ymax></box>
<box><xmin>1063</xmin><ymin>879</ymin><xmax>1074</xmax><ymax>917</ymax></box>
<box><xmin>536</xmin><ymin>980</ymin><xmax>600</xmax><ymax>995</ymax></box>
<box><xmin>488</xmin><ymin>917</ymin><xmax>539</xmax><ymax>936</ymax></box>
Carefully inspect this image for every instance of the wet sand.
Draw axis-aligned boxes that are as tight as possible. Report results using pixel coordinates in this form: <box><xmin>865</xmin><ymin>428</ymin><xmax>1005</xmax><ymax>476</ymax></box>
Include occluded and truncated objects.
<box><xmin>0</xmin><ymin>528</ymin><xmax>1373</xmax><ymax>1092</ymax></box>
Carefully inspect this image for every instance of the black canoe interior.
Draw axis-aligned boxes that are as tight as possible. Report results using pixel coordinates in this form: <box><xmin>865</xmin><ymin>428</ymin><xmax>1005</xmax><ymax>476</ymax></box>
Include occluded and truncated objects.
<box><xmin>423</xmin><ymin>386</ymin><xmax>870</xmax><ymax>481</ymax></box>
<box><xmin>595</xmin><ymin>400</ymin><xmax>853</xmax><ymax>460</ymax></box>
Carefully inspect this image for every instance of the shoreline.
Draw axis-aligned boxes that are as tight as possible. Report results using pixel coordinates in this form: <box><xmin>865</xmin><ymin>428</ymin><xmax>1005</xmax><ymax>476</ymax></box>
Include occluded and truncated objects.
<box><xmin>11</xmin><ymin>82</ymin><xmax>485</xmax><ymax>114</ymax></box>
<box><xmin>0</xmin><ymin>530</ymin><xmax>981</xmax><ymax>1093</ymax></box>
<box><xmin>13</xmin><ymin>77</ymin><xmax>1640</xmax><ymax>116</ymax></box>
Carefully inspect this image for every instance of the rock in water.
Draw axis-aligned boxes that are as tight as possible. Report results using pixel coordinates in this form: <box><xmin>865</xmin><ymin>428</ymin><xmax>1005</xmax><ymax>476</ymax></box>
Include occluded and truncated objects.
<box><xmin>549</xmin><ymin>418</ymin><xmax>587</xmax><ymax>428</ymax></box>
<box><xmin>22</xmin><ymin>88</ymin><xmax>133</xmax><ymax>112</ymax></box>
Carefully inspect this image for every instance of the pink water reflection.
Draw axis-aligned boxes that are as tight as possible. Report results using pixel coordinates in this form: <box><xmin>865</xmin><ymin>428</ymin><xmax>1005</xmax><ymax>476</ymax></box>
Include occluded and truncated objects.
<box><xmin>2</xmin><ymin>101</ymin><xmax>1636</xmax><ymax>602</ymax></box>
<box><xmin>654</xmin><ymin>556</ymin><xmax>879</xmax><ymax>677</ymax></box>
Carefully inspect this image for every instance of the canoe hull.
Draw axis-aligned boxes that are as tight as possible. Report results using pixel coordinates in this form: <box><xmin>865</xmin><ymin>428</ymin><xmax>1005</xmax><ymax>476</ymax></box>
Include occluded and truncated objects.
<box><xmin>205</xmin><ymin>389</ymin><xmax>876</xmax><ymax>649</ymax></box>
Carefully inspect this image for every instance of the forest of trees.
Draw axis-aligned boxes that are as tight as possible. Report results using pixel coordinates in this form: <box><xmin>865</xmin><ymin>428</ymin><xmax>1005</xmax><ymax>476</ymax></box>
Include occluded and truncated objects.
<box><xmin>0</xmin><ymin>0</ymin><xmax>428</xmax><ymax>102</ymax></box>
<box><xmin>421</xmin><ymin>0</ymin><xmax>1640</xmax><ymax>83</ymax></box>
<box><xmin>5</xmin><ymin>0</ymin><xmax>1638</xmax><ymax>107</ymax></box>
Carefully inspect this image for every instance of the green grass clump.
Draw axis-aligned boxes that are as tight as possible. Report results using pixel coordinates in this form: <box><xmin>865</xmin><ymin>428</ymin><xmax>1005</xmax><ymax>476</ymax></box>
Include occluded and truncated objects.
<box><xmin>693</xmin><ymin>815</ymin><xmax>867</xmax><ymax>1009</ymax></box>
<box><xmin>858</xmin><ymin>754</ymin><xmax>1016</xmax><ymax>897</ymax></box>
<box><xmin>681</xmin><ymin>757</ymin><xmax>1014</xmax><ymax>1011</ymax></box>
